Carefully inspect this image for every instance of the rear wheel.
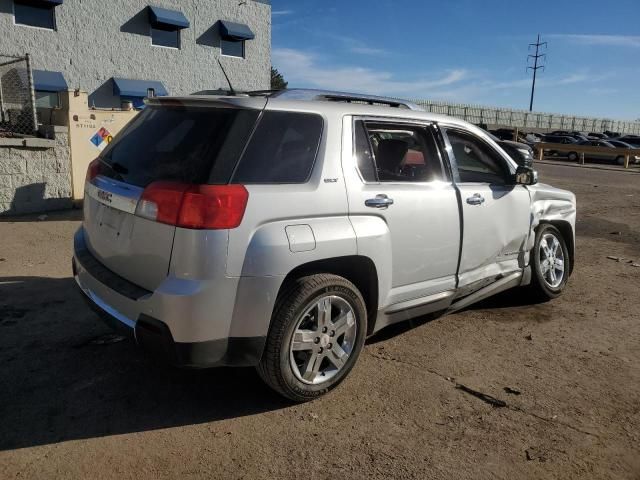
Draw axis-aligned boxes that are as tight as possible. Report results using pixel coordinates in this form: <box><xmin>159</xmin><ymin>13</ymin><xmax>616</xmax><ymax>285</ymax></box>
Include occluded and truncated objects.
<box><xmin>257</xmin><ymin>274</ymin><xmax>367</xmax><ymax>402</ymax></box>
<box><xmin>567</xmin><ymin>152</ymin><xmax>578</xmax><ymax>162</ymax></box>
<box><xmin>615</xmin><ymin>155</ymin><xmax>625</xmax><ymax>166</ymax></box>
<box><xmin>527</xmin><ymin>224</ymin><xmax>570</xmax><ymax>301</ymax></box>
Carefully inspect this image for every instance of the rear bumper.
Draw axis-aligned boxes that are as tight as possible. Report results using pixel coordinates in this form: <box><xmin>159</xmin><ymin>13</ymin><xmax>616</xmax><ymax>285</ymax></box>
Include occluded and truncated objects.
<box><xmin>73</xmin><ymin>229</ymin><xmax>266</xmax><ymax>368</ymax></box>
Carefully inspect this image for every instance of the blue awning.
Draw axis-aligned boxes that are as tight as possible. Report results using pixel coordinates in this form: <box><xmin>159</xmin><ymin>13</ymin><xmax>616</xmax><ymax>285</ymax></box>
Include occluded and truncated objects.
<box><xmin>112</xmin><ymin>78</ymin><xmax>168</xmax><ymax>98</ymax></box>
<box><xmin>148</xmin><ymin>5</ymin><xmax>189</xmax><ymax>29</ymax></box>
<box><xmin>219</xmin><ymin>20</ymin><xmax>255</xmax><ymax>41</ymax></box>
<box><xmin>33</xmin><ymin>70</ymin><xmax>68</xmax><ymax>92</ymax></box>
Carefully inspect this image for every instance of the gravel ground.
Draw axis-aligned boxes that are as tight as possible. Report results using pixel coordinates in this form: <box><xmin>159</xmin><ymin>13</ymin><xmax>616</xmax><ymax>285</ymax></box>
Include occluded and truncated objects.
<box><xmin>1</xmin><ymin>163</ymin><xmax>639</xmax><ymax>479</ymax></box>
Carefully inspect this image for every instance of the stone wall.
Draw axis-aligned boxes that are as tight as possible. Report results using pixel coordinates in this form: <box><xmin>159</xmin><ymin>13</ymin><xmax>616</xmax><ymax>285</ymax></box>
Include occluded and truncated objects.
<box><xmin>0</xmin><ymin>127</ymin><xmax>72</xmax><ymax>215</ymax></box>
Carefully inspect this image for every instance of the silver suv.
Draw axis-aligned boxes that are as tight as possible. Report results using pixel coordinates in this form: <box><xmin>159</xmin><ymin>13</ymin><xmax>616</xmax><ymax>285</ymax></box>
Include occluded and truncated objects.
<box><xmin>73</xmin><ymin>90</ymin><xmax>576</xmax><ymax>401</ymax></box>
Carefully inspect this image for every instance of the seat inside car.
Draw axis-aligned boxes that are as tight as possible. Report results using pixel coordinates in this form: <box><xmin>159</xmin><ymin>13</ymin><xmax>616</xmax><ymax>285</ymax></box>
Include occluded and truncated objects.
<box><xmin>376</xmin><ymin>139</ymin><xmax>409</xmax><ymax>181</ymax></box>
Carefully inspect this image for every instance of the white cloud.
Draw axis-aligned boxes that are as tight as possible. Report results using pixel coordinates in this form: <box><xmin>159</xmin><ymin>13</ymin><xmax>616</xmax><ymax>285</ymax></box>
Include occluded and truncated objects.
<box><xmin>272</xmin><ymin>10</ymin><xmax>294</xmax><ymax>16</ymax></box>
<box><xmin>272</xmin><ymin>48</ymin><xmax>467</xmax><ymax>97</ymax></box>
<box><xmin>549</xmin><ymin>34</ymin><xmax>640</xmax><ymax>48</ymax></box>
<box><xmin>272</xmin><ymin>48</ymin><xmax>609</xmax><ymax>104</ymax></box>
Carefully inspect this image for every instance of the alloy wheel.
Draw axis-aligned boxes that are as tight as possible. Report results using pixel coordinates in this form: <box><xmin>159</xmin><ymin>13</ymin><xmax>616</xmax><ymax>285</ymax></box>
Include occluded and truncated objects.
<box><xmin>289</xmin><ymin>295</ymin><xmax>357</xmax><ymax>385</ymax></box>
<box><xmin>539</xmin><ymin>233</ymin><xmax>565</xmax><ymax>288</ymax></box>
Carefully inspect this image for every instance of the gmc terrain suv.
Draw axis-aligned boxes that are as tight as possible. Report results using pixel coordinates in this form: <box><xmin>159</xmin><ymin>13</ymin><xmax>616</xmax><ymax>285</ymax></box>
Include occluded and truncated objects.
<box><xmin>73</xmin><ymin>90</ymin><xmax>576</xmax><ymax>401</ymax></box>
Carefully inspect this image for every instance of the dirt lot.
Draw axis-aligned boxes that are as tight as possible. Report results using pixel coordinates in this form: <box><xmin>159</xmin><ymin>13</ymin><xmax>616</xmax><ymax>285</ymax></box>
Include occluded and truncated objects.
<box><xmin>1</xmin><ymin>163</ymin><xmax>639</xmax><ymax>480</ymax></box>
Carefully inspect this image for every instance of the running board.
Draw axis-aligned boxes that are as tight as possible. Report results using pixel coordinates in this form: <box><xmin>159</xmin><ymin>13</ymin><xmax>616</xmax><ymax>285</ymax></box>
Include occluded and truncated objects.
<box><xmin>447</xmin><ymin>271</ymin><xmax>523</xmax><ymax>313</ymax></box>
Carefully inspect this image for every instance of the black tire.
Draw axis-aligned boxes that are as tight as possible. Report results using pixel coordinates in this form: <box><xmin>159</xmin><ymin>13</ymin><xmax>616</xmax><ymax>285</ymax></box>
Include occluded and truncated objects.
<box><xmin>527</xmin><ymin>224</ymin><xmax>571</xmax><ymax>301</ymax></box>
<box><xmin>257</xmin><ymin>274</ymin><xmax>367</xmax><ymax>402</ymax></box>
<box><xmin>615</xmin><ymin>155</ymin><xmax>625</xmax><ymax>166</ymax></box>
<box><xmin>567</xmin><ymin>152</ymin><xmax>578</xmax><ymax>162</ymax></box>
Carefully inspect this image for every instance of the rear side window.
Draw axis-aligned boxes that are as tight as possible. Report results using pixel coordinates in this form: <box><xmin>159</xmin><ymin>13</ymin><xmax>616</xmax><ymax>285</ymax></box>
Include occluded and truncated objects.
<box><xmin>353</xmin><ymin>120</ymin><xmax>444</xmax><ymax>183</ymax></box>
<box><xmin>99</xmin><ymin>106</ymin><xmax>259</xmax><ymax>187</ymax></box>
<box><xmin>232</xmin><ymin>111</ymin><xmax>323</xmax><ymax>184</ymax></box>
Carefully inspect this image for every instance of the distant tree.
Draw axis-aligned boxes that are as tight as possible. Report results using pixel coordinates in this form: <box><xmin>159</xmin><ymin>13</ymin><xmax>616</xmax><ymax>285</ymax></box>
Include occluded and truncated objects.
<box><xmin>271</xmin><ymin>67</ymin><xmax>288</xmax><ymax>90</ymax></box>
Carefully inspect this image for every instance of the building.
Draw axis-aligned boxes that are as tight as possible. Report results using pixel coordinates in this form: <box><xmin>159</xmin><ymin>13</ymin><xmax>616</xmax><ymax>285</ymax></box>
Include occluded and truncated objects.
<box><xmin>0</xmin><ymin>0</ymin><xmax>271</xmax><ymax>215</ymax></box>
<box><xmin>0</xmin><ymin>0</ymin><xmax>271</xmax><ymax>108</ymax></box>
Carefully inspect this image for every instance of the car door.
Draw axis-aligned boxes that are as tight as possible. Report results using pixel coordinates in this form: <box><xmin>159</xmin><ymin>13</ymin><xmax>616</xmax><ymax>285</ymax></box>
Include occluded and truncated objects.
<box><xmin>440</xmin><ymin>126</ymin><xmax>532</xmax><ymax>294</ymax></box>
<box><xmin>343</xmin><ymin>117</ymin><xmax>461</xmax><ymax>308</ymax></box>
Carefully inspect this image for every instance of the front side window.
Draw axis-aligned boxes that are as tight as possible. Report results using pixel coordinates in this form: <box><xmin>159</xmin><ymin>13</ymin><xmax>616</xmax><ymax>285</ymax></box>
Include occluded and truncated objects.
<box><xmin>446</xmin><ymin>129</ymin><xmax>511</xmax><ymax>184</ymax></box>
<box><xmin>14</xmin><ymin>0</ymin><xmax>56</xmax><ymax>30</ymax></box>
<box><xmin>151</xmin><ymin>25</ymin><xmax>180</xmax><ymax>48</ymax></box>
<box><xmin>221</xmin><ymin>39</ymin><xmax>245</xmax><ymax>58</ymax></box>
<box><xmin>354</xmin><ymin>120</ymin><xmax>444</xmax><ymax>183</ymax></box>
<box><xmin>232</xmin><ymin>111</ymin><xmax>323</xmax><ymax>184</ymax></box>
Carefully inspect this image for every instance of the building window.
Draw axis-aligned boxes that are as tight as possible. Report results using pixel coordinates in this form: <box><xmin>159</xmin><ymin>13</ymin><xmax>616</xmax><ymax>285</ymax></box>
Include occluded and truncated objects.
<box><xmin>14</xmin><ymin>0</ymin><xmax>57</xmax><ymax>30</ymax></box>
<box><xmin>221</xmin><ymin>39</ymin><xmax>245</xmax><ymax>58</ymax></box>
<box><xmin>151</xmin><ymin>24</ymin><xmax>180</xmax><ymax>49</ymax></box>
<box><xmin>35</xmin><ymin>90</ymin><xmax>60</xmax><ymax>108</ymax></box>
<box><xmin>218</xmin><ymin>21</ymin><xmax>254</xmax><ymax>59</ymax></box>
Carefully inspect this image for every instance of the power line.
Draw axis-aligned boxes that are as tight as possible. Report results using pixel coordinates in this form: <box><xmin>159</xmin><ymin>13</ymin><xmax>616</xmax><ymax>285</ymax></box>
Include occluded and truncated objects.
<box><xmin>527</xmin><ymin>34</ymin><xmax>547</xmax><ymax>112</ymax></box>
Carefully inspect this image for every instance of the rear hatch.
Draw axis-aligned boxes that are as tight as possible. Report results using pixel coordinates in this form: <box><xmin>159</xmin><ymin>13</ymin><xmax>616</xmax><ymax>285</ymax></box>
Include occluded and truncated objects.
<box><xmin>83</xmin><ymin>99</ymin><xmax>263</xmax><ymax>291</ymax></box>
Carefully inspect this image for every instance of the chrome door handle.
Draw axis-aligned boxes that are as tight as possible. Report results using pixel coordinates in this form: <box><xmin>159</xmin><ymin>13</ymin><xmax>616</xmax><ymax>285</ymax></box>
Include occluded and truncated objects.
<box><xmin>466</xmin><ymin>193</ymin><xmax>485</xmax><ymax>206</ymax></box>
<box><xmin>365</xmin><ymin>194</ymin><xmax>394</xmax><ymax>208</ymax></box>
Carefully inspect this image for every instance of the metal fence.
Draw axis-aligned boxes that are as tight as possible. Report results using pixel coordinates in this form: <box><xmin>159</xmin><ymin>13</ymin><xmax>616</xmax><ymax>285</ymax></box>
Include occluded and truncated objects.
<box><xmin>400</xmin><ymin>98</ymin><xmax>640</xmax><ymax>135</ymax></box>
<box><xmin>0</xmin><ymin>54</ymin><xmax>37</xmax><ymax>137</ymax></box>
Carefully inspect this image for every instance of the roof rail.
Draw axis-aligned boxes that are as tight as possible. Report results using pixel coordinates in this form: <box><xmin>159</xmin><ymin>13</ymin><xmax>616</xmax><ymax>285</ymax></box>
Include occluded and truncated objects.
<box><xmin>267</xmin><ymin>89</ymin><xmax>424</xmax><ymax>111</ymax></box>
<box><xmin>190</xmin><ymin>88</ymin><xmax>424</xmax><ymax>111</ymax></box>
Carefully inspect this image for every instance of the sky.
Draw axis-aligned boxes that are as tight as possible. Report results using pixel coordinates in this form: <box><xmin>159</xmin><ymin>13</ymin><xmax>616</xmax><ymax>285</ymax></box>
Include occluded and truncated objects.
<box><xmin>270</xmin><ymin>0</ymin><xmax>640</xmax><ymax>120</ymax></box>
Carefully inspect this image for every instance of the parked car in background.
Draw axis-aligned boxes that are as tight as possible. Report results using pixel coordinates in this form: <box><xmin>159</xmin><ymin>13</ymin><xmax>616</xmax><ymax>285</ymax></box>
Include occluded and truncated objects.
<box><xmin>488</xmin><ymin>133</ymin><xmax>534</xmax><ymax>166</ymax></box>
<box><xmin>490</xmin><ymin>128</ymin><xmax>517</xmax><ymax>141</ymax></box>
<box><xmin>543</xmin><ymin>135</ymin><xmax>580</xmax><ymax>160</ymax></box>
<box><xmin>588</xmin><ymin>132</ymin><xmax>609</xmax><ymax>139</ymax></box>
<box><xmin>615</xmin><ymin>136</ymin><xmax>640</xmax><ymax>148</ymax></box>
<box><xmin>577</xmin><ymin>140</ymin><xmax>640</xmax><ymax>165</ymax></box>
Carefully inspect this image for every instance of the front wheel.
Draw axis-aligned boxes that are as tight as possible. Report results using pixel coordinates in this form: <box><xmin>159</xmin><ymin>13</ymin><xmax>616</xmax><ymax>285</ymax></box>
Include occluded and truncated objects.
<box><xmin>615</xmin><ymin>155</ymin><xmax>625</xmax><ymax>166</ymax></box>
<box><xmin>567</xmin><ymin>152</ymin><xmax>579</xmax><ymax>162</ymax></box>
<box><xmin>257</xmin><ymin>274</ymin><xmax>367</xmax><ymax>402</ymax></box>
<box><xmin>527</xmin><ymin>224</ymin><xmax>571</xmax><ymax>301</ymax></box>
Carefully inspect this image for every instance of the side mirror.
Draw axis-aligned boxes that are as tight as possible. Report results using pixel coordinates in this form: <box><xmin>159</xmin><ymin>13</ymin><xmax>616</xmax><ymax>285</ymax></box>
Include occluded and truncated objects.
<box><xmin>515</xmin><ymin>165</ymin><xmax>538</xmax><ymax>185</ymax></box>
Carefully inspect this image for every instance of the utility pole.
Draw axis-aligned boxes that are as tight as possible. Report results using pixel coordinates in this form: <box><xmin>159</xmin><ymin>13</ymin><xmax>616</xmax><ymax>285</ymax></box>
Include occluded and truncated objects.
<box><xmin>527</xmin><ymin>34</ymin><xmax>547</xmax><ymax>112</ymax></box>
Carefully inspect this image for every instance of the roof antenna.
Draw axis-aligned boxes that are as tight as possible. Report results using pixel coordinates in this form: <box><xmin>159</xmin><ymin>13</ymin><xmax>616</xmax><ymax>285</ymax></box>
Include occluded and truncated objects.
<box><xmin>217</xmin><ymin>58</ymin><xmax>236</xmax><ymax>96</ymax></box>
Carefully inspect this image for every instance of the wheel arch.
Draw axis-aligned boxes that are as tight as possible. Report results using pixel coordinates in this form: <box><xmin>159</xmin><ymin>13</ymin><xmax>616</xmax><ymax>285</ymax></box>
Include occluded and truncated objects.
<box><xmin>278</xmin><ymin>255</ymin><xmax>380</xmax><ymax>336</ymax></box>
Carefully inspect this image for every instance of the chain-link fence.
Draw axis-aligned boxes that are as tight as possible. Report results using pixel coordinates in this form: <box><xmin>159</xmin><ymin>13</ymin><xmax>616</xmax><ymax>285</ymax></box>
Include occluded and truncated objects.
<box><xmin>0</xmin><ymin>54</ymin><xmax>37</xmax><ymax>138</ymax></box>
<box><xmin>397</xmin><ymin>98</ymin><xmax>640</xmax><ymax>135</ymax></box>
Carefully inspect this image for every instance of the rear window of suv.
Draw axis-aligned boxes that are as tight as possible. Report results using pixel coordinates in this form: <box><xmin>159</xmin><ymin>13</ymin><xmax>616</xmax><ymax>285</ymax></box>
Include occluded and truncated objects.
<box><xmin>232</xmin><ymin>111</ymin><xmax>323</xmax><ymax>184</ymax></box>
<box><xmin>98</xmin><ymin>106</ymin><xmax>323</xmax><ymax>187</ymax></box>
<box><xmin>99</xmin><ymin>106</ymin><xmax>259</xmax><ymax>187</ymax></box>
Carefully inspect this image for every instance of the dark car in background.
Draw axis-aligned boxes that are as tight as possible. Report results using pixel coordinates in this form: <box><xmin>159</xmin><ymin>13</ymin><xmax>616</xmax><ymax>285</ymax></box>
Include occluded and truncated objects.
<box><xmin>497</xmin><ymin>139</ymin><xmax>534</xmax><ymax>166</ymax></box>
<box><xmin>615</xmin><ymin>136</ymin><xmax>640</xmax><ymax>148</ymax></box>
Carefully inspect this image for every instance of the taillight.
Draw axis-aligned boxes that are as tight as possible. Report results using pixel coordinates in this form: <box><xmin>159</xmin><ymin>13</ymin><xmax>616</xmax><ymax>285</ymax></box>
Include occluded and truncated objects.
<box><xmin>135</xmin><ymin>182</ymin><xmax>249</xmax><ymax>230</ymax></box>
<box><xmin>86</xmin><ymin>158</ymin><xmax>102</xmax><ymax>183</ymax></box>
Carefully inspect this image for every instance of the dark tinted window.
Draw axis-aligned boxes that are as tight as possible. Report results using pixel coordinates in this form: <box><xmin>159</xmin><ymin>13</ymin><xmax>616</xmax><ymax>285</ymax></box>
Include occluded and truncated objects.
<box><xmin>151</xmin><ymin>25</ymin><xmax>180</xmax><ymax>48</ymax></box>
<box><xmin>353</xmin><ymin>120</ymin><xmax>377</xmax><ymax>182</ymax></box>
<box><xmin>447</xmin><ymin>130</ymin><xmax>511</xmax><ymax>184</ymax></box>
<box><xmin>232</xmin><ymin>111</ymin><xmax>323</xmax><ymax>184</ymax></box>
<box><xmin>221</xmin><ymin>39</ymin><xmax>245</xmax><ymax>58</ymax></box>
<box><xmin>14</xmin><ymin>1</ymin><xmax>55</xmax><ymax>29</ymax></box>
<box><xmin>99</xmin><ymin>106</ymin><xmax>260</xmax><ymax>187</ymax></box>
